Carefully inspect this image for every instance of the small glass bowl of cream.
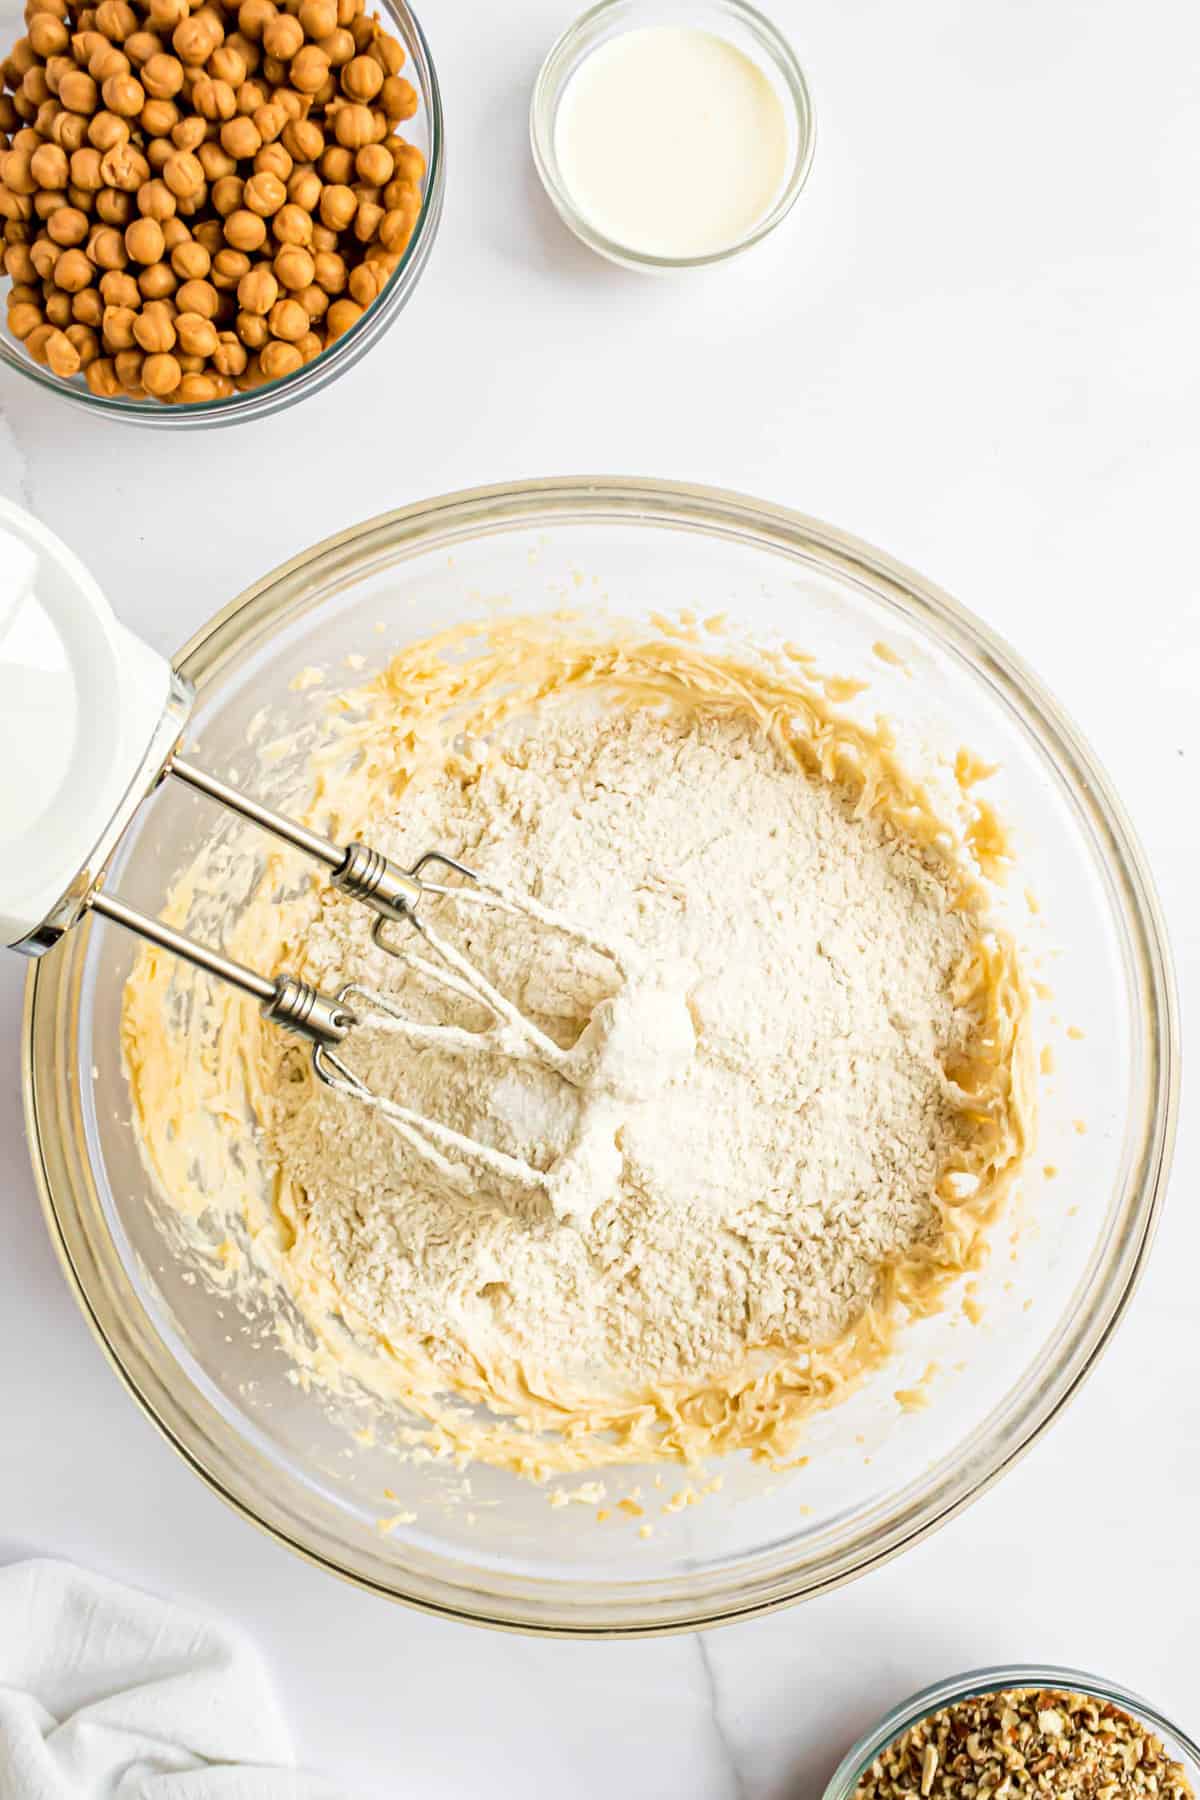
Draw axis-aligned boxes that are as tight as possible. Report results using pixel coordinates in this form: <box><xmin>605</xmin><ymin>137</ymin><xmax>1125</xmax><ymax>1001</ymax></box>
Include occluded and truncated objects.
<box><xmin>530</xmin><ymin>0</ymin><xmax>815</xmax><ymax>271</ymax></box>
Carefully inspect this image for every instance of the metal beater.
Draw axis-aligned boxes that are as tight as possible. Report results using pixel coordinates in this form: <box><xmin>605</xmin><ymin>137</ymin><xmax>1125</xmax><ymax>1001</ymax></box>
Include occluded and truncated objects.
<box><xmin>0</xmin><ymin>498</ymin><xmax>598</xmax><ymax>1157</ymax></box>
<box><xmin>88</xmin><ymin>750</ymin><xmax>515</xmax><ymax>1089</ymax></box>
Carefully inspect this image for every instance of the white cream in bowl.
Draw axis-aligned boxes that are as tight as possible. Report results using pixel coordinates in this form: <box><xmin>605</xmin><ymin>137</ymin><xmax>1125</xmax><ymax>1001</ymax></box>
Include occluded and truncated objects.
<box><xmin>553</xmin><ymin>25</ymin><xmax>791</xmax><ymax>260</ymax></box>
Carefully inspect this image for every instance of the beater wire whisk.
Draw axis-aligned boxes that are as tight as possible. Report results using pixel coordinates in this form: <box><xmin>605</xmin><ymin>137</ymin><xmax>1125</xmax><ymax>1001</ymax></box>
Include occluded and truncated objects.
<box><xmin>87</xmin><ymin>753</ymin><xmax>532</xmax><ymax>1083</ymax></box>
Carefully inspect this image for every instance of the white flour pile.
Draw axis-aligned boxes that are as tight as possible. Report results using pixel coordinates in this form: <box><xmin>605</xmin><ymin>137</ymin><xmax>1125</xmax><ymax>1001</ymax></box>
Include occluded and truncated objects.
<box><xmin>269</xmin><ymin>704</ymin><xmax>981</xmax><ymax>1392</ymax></box>
<box><xmin>125</xmin><ymin>619</ymin><xmax>1031</xmax><ymax>1473</ymax></box>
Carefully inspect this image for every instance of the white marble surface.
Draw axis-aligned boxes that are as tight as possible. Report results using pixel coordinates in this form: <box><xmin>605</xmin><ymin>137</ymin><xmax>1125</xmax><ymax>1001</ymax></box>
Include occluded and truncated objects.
<box><xmin>2</xmin><ymin>1</ymin><xmax>1199</xmax><ymax>1793</ymax></box>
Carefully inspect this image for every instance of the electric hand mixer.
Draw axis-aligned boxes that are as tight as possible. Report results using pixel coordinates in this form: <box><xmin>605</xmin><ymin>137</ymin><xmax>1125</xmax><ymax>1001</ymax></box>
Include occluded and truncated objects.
<box><xmin>0</xmin><ymin>498</ymin><xmax>611</xmax><ymax>1184</ymax></box>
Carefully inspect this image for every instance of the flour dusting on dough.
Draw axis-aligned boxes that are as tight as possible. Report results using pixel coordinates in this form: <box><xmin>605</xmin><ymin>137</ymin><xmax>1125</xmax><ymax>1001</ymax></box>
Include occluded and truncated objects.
<box><xmin>122</xmin><ymin>615</ymin><xmax>1033</xmax><ymax>1480</ymax></box>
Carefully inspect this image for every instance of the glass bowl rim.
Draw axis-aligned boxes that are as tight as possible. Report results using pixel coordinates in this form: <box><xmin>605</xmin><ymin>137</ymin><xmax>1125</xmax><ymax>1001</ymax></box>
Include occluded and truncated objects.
<box><xmin>823</xmin><ymin>1663</ymin><xmax>1200</xmax><ymax>1798</ymax></box>
<box><xmin>0</xmin><ymin>0</ymin><xmax>443</xmax><ymax>428</ymax></box>
<box><xmin>21</xmin><ymin>475</ymin><xmax>1180</xmax><ymax>1634</ymax></box>
<box><xmin>529</xmin><ymin>0</ymin><xmax>817</xmax><ymax>271</ymax></box>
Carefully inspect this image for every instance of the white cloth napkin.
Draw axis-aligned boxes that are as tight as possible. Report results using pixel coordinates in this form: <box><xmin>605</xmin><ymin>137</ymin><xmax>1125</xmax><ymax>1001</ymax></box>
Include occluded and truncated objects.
<box><xmin>0</xmin><ymin>1560</ymin><xmax>341</xmax><ymax>1799</ymax></box>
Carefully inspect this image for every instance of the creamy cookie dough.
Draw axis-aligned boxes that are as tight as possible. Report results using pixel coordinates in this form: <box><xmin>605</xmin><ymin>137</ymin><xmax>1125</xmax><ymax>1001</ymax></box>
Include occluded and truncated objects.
<box><xmin>124</xmin><ymin>614</ymin><xmax>1033</xmax><ymax>1478</ymax></box>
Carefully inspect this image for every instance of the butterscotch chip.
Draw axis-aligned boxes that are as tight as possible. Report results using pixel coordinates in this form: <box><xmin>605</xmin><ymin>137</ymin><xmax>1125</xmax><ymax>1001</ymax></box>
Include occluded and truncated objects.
<box><xmin>340</xmin><ymin>53</ymin><xmax>379</xmax><ymax>100</ymax></box>
<box><xmin>272</xmin><ymin>197</ymin><xmax>311</xmax><ymax>245</ymax></box>
<box><xmin>197</xmin><ymin>140</ymin><xmax>236</xmax><ymax>183</ymax></box>
<box><xmin>173</xmin><ymin>309</ymin><xmax>217</xmax><ymax>355</ymax></box>
<box><xmin>211</xmin><ymin>173</ymin><xmax>245</xmax><ymax>216</ymax></box>
<box><xmin>141</xmin><ymin>96</ymin><xmax>180</xmax><ymax>136</ymax></box>
<box><xmin>102</xmin><ymin>73</ymin><xmax>144</xmax><ymax>116</ymax></box>
<box><xmin>253</xmin><ymin>139</ymin><xmax>291</xmax><ymax>181</ymax></box>
<box><xmin>89</xmin><ymin>110</ymin><xmax>130</xmax><ymax>152</ymax></box>
<box><xmin>53</xmin><ymin>244</ymin><xmax>92</xmax><ymax>288</ymax></box>
<box><xmin>286</xmin><ymin>166</ymin><xmax>319</xmax><ymax>212</ymax></box>
<box><xmin>237</xmin><ymin>0</ymin><xmax>274</xmax><ymax>42</ymax></box>
<box><xmin>29</xmin><ymin>141</ymin><xmax>68</xmax><ymax>188</ymax></box>
<box><xmin>234</xmin><ymin>307</ymin><xmax>266</xmax><ymax>345</ymax></box>
<box><xmin>65</xmin><ymin>320</ymin><xmax>99</xmax><ymax>364</ymax></box>
<box><xmin>209</xmin><ymin>44</ymin><xmax>247</xmax><ymax>85</ymax></box>
<box><xmin>174</xmin><ymin>274</ymin><xmax>217</xmax><ymax>315</ymax></box>
<box><xmin>7</xmin><ymin>297</ymin><xmax>42</xmax><ymax>336</ymax></box>
<box><xmin>172</xmin><ymin>14</ymin><xmax>219</xmax><ymax>64</ymax></box>
<box><xmin>317</xmin><ymin>179</ymin><xmax>353</xmax><ymax>229</ymax></box>
<box><xmin>96</xmin><ymin>1</ymin><xmax>138</xmax><ymax>41</ymax></box>
<box><xmin>317</xmin><ymin>27</ymin><xmax>353</xmax><ymax>67</ymax></box>
<box><xmin>113</xmin><ymin>343</ymin><xmax>144</xmax><ymax>386</ymax></box>
<box><xmin>220</xmin><ymin>113</ymin><xmax>260</xmax><ymax>158</ymax></box>
<box><xmin>289</xmin><ymin>43</ymin><xmax>326</xmax><ymax>93</ymax></box>
<box><xmin>46</xmin><ymin>204</ymin><xmax>88</xmax><ymax>245</ymax></box>
<box><xmin>131</xmin><ymin>295</ymin><xmax>173</xmax><ymax>349</ymax></box>
<box><xmin>242</xmin><ymin>167</ymin><xmax>284</xmax><ymax>214</ymax></box>
<box><xmin>162</xmin><ymin>147</ymin><xmax>203</xmax><ymax>197</ymax></box>
<box><xmin>298</xmin><ymin>0</ymin><xmax>336</xmax><ymax>41</ymax></box>
<box><xmin>331</xmin><ymin>99</ymin><xmax>372</xmax><ymax>147</ymax></box>
<box><xmin>137</xmin><ymin>176</ymin><xmax>176</xmax><ymax>219</ymax></box>
<box><xmin>281</xmin><ymin>114</ymin><xmax>322</xmax><ymax>160</ymax></box>
<box><xmin>346</xmin><ymin>254</ymin><xmax>386</xmax><ymax>305</ymax></box>
<box><xmin>99</xmin><ymin>266</ymin><xmax>138</xmax><ymax>304</ymax></box>
<box><xmin>136</xmin><ymin>257</ymin><xmax>174</xmax><ymax>297</ymax></box>
<box><xmin>141</xmin><ymin>346</ymin><xmax>180</xmax><ymax>391</ymax></box>
<box><xmin>24</xmin><ymin>321</ymin><xmax>56</xmax><ymax>363</ymax></box>
<box><xmin>236</xmin><ymin>260</ymin><xmax>274</xmax><ymax>312</ymax></box>
<box><xmin>170</xmin><ymin>114</ymin><xmax>206</xmax><ymax>152</ymax></box>
<box><xmin>210</xmin><ymin>325</ymin><xmax>245</xmax><ymax>373</ymax></box>
<box><xmin>178</xmin><ymin>367</ymin><xmax>217</xmax><ymax>399</ymax></box>
<box><xmin>258</xmin><ymin>333</ymin><xmax>300</xmax><ymax>377</ymax></box>
<box><xmin>72</xmin><ymin>286</ymin><xmax>102</xmax><ymax>323</ymax></box>
<box><xmin>266</xmin><ymin>291</ymin><xmax>304</xmax><ymax>339</ymax></box>
<box><xmin>123</xmin><ymin>30</ymin><xmax>162</xmax><ymax>66</ymax></box>
<box><xmin>223</xmin><ymin>205</ymin><xmax>264</xmax><ymax>248</ymax></box>
<box><xmin>262</xmin><ymin>12</ymin><xmax>302</xmax><ymax>59</ymax></box>
<box><xmin>272</xmin><ymin>241</ymin><xmax>311</xmax><ymax>288</ymax></box>
<box><xmin>141</xmin><ymin>49</ymin><xmax>183</xmax><ymax>95</ymax></box>
<box><xmin>85</xmin><ymin>352</ymin><xmax>120</xmax><ymax>393</ymax></box>
<box><xmin>211</xmin><ymin>243</ymin><xmax>249</xmax><ymax>286</ymax></box>
<box><xmin>324</xmin><ymin>292</ymin><xmax>359</xmax><ymax>338</ymax></box>
<box><xmin>379</xmin><ymin>74</ymin><xmax>414</xmax><ymax>120</ymax></box>
<box><xmin>170</xmin><ymin>236</ymin><xmax>209</xmax><ymax>277</ymax></box>
<box><xmin>69</xmin><ymin>145</ymin><xmax>105</xmax><ymax>189</ymax></box>
<box><xmin>352</xmin><ymin>198</ymin><xmax>380</xmax><ymax>243</ymax></box>
<box><xmin>354</xmin><ymin>140</ymin><xmax>390</xmax><ymax>185</ymax></box>
<box><xmin>58</xmin><ymin>68</ymin><xmax>99</xmax><ymax>112</ymax></box>
<box><xmin>311</xmin><ymin>245</ymin><xmax>344</xmax><ymax>291</ymax></box>
<box><xmin>124</xmin><ymin>213</ymin><xmax>163</xmax><ymax>261</ymax></box>
<box><xmin>296</xmin><ymin>279</ymin><xmax>325</xmax><ymax>318</ymax></box>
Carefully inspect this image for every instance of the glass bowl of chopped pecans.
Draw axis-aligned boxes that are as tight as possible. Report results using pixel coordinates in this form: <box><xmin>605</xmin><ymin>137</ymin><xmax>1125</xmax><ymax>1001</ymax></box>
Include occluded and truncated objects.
<box><xmin>826</xmin><ymin>1668</ymin><xmax>1200</xmax><ymax>1800</ymax></box>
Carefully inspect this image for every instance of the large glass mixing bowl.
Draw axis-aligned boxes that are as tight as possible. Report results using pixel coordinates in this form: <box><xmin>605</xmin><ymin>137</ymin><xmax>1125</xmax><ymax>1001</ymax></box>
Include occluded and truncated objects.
<box><xmin>23</xmin><ymin>479</ymin><xmax>1177</xmax><ymax>1635</ymax></box>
